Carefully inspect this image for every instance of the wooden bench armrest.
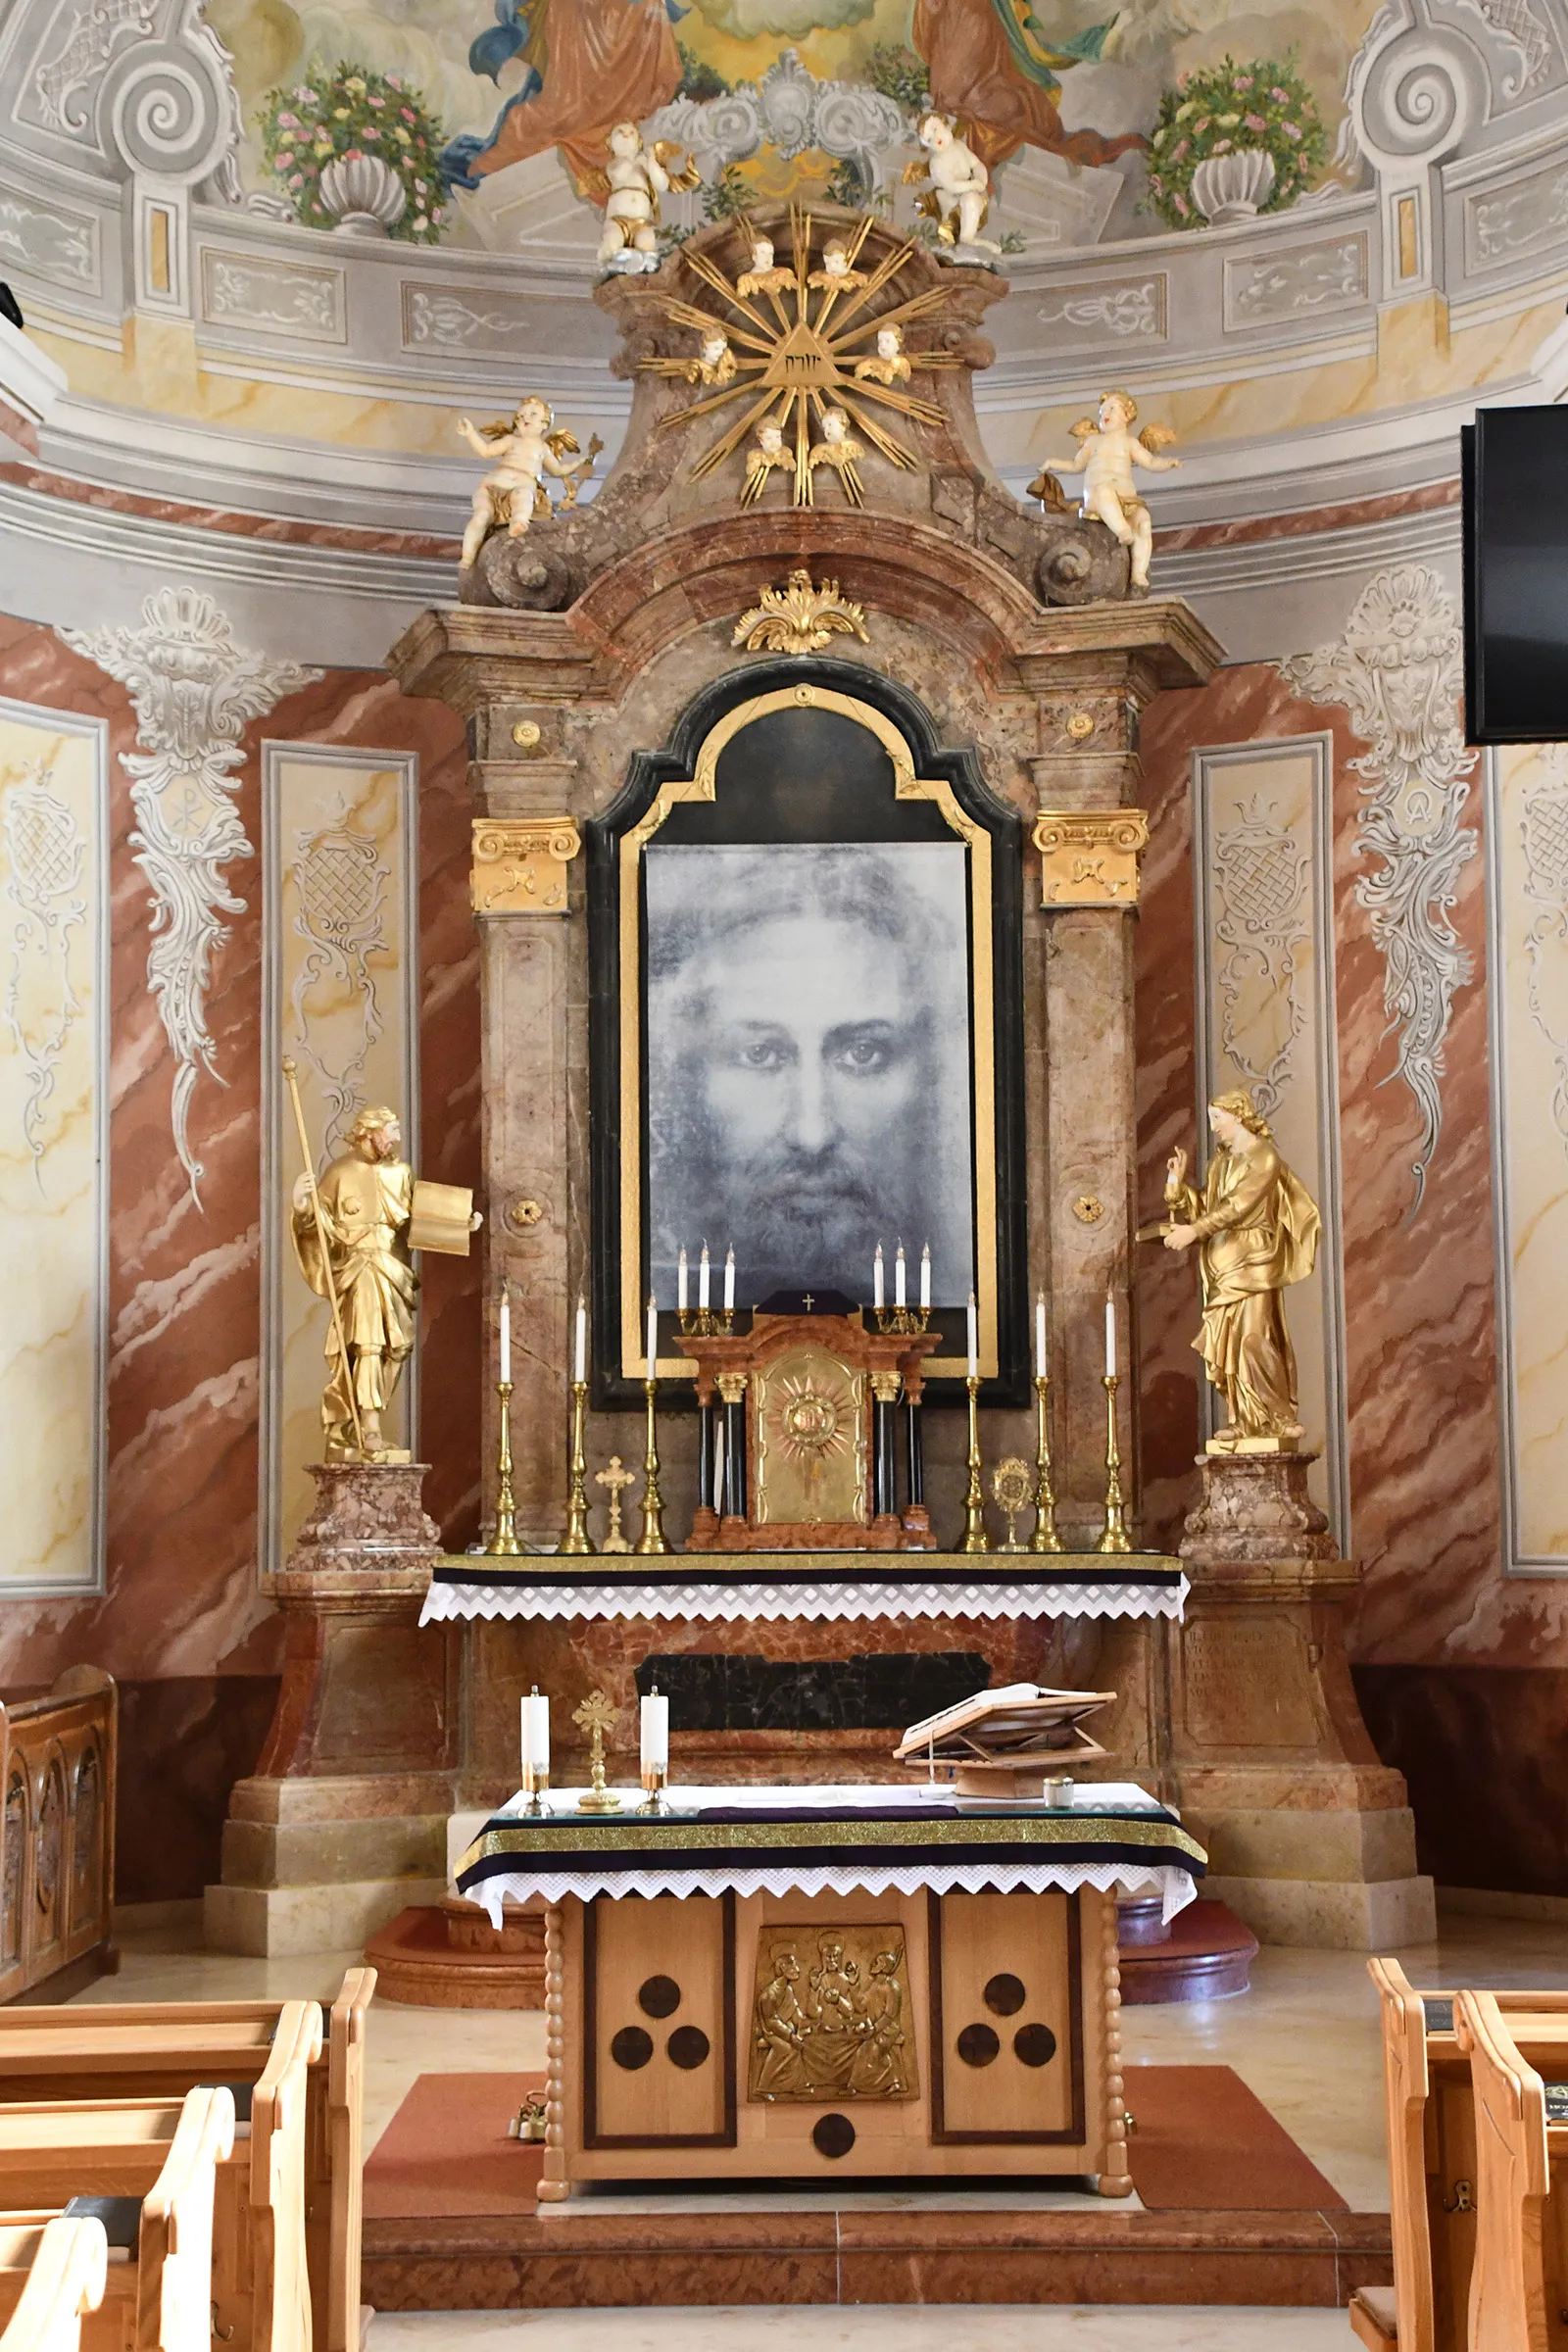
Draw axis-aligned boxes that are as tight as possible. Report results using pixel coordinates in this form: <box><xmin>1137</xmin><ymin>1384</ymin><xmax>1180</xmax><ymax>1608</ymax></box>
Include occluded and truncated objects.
<box><xmin>0</xmin><ymin>2218</ymin><xmax>105</xmax><ymax>2352</ymax></box>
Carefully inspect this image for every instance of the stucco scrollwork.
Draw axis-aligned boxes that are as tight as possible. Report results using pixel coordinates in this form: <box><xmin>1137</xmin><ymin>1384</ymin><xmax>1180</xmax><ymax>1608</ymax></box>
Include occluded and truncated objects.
<box><xmin>1</xmin><ymin>762</ymin><xmax>86</xmax><ymax>1181</ymax></box>
<box><xmin>1210</xmin><ymin>795</ymin><xmax>1309</xmax><ymax>1120</ymax></box>
<box><xmin>1279</xmin><ymin>564</ymin><xmax>1477</xmax><ymax>1217</ymax></box>
<box><xmin>31</xmin><ymin>0</ymin><xmax>157</xmax><ymax>135</ymax></box>
<box><xmin>1519</xmin><ymin>748</ymin><xmax>1568</xmax><ymax>1152</ymax></box>
<box><xmin>62</xmin><ymin>589</ymin><xmax>319</xmax><ymax>1205</ymax></box>
<box><xmin>646</xmin><ymin>49</ymin><xmax>906</xmax><ymax>196</ymax></box>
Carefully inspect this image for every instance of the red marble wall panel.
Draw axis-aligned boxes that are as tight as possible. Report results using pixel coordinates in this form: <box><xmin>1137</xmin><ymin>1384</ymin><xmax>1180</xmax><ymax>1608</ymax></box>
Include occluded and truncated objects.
<box><xmin>0</xmin><ymin>618</ymin><xmax>476</xmax><ymax>1892</ymax></box>
<box><xmin>1137</xmin><ymin>661</ymin><xmax>1509</xmax><ymax>1673</ymax></box>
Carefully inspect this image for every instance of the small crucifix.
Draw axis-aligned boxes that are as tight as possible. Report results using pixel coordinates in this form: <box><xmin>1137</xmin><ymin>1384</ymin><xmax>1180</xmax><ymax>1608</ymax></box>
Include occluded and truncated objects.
<box><xmin>802</xmin><ymin>1293</ymin><xmax>815</xmax><ymax>1313</ymax></box>
<box><xmin>594</xmin><ymin>1454</ymin><xmax>635</xmax><ymax>1552</ymax></box>
<box><xmin>571</xmin><ymin>1688</ymin><xmax>622</xmax><ymax>1812</ymax></box>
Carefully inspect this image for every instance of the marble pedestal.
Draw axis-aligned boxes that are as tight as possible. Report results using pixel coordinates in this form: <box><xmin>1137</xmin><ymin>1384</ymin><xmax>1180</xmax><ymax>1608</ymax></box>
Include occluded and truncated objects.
<box><xmin>1167</xmin><ymin>1453</ymin><xmax>1435</xmax><ymax>1950</ymax></box>
<box><xmin>204</xmin><ymin>1463</ymin><xmax>456</xmax><ymax>1956</ymax></box>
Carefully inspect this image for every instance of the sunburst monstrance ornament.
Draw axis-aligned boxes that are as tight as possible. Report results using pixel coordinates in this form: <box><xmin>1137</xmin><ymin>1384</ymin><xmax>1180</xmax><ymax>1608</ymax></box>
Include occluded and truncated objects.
<box><xmin>640</xmin><ymin>207</ymin><xmax>964</xmax><ymax>511</ymax></box>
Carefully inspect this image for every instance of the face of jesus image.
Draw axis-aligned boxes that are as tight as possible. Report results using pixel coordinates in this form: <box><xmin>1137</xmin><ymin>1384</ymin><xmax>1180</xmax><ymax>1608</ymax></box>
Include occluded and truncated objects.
<box><xmin>646</xmin><ymin>844</ymin><xmax>974</xmax><ymax>1306</ymax></box>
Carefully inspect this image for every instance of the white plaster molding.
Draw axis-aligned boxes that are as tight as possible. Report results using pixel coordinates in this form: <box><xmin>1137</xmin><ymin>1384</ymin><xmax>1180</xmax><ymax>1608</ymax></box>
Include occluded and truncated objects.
<box><xmin>1279</xmin><ymin>566</ymin><xmax>1478</xmax><ymax>1216</ymax></box>
<box><xmin>0</xmin><ymin>759</ymin><xmax>86</xmax><ymax>1171</ymax></box>
<box><xmin>61</xmin><ymin>588</ymin><xmax>319</xmax><ymax>1203</ymax></box>
<box><xmin>0</xmin><ymin>313</ymin><xmax>67</xmax><ymax>449</ymax></box>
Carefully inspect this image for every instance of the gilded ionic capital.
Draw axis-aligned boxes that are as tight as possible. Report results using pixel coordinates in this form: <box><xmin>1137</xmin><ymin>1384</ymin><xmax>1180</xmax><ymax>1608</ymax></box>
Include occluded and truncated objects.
<box><xmin>1031</xmin><ymin>808</ymin><xmax>1150</xmax><ymax>909</ymax></box>
<box><xmin>470</xmin><ymin>817</ymin><xmax>581</xmax><ymax>915</ymax></box>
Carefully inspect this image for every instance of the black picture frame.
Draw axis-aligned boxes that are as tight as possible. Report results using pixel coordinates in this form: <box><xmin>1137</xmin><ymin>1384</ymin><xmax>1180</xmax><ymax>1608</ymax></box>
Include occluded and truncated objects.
<box><xmin>586</xmin><ymin>655</ymin><xmax>1027</xmax><ymax>1408</ymax></box>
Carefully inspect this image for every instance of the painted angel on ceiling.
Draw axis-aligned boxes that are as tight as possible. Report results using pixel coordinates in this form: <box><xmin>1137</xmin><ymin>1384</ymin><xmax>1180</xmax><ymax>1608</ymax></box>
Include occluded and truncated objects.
<box><xmin>441</xmin><ymin>0</ymin><xmax>685</xmax><ymax>198</ymax></box>
<box><xmin>911</xmin><ymin>0</ymin><xmax>1146</xmax><ymax>172</ymax></box>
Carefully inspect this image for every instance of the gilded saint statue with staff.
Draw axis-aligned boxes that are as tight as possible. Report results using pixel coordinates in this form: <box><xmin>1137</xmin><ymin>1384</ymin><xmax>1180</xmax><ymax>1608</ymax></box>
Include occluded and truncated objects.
<box><xmin>1160</xmin><ymin>1089</ymin><xmax>1321</xmax><ymax>1452</ymax></box>
<box><xmin>283</xmin><ymin>1060</ymin><xmax>479</xmax><ymax>1463</ymax></box>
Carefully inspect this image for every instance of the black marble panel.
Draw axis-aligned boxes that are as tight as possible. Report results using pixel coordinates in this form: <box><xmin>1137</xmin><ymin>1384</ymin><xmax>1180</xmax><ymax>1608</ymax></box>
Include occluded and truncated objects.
<box><xmin>633</xmin><ymin>1650</ymin><xmax>990</xmax><ymax>1733</ymax></box>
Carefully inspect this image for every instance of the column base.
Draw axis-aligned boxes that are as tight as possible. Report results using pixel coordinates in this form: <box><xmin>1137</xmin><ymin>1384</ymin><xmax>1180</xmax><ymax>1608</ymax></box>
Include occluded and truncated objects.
<box><xmin>1201</xmin><ymin>1871</ymin><xmax>1436</xmax><ymax>1951</ymax></box>
<box><xmin>204</xmin><ymin>1874</ymin><xmax>447</xmax><ymax>1957</ymax></box>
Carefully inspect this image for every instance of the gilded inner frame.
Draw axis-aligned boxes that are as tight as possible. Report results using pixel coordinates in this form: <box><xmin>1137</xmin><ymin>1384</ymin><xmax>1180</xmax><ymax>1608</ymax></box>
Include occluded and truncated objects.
<box><xmin>615</xmin><ymin>683</ymin><xmax>1000</xmax><ymax>1385</ymax></box>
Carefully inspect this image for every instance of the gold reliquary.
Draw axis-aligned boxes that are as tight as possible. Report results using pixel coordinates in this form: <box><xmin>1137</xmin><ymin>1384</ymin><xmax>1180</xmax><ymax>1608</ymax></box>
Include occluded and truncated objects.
<box><xmin>894</xmin><ymin>1684</ymin><xmax>1115</xmax><ymax>1797</ymax></box>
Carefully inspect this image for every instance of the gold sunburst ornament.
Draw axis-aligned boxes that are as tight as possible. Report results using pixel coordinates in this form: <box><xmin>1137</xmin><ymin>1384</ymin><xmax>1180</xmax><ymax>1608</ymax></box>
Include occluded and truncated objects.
<box><xmin>733</xmin><ymin>568</ymin><xmax>870</xmax><ymax>656</ymax></box>
<box><xmin>641</xmin><ymin>207</ymin><xmax>962</xmax><ymax>510</ymax></box>
<box><xmin>771</xmin><ymin>1372</ymin><xmax>851</xmax><ymax>1488</ymax></box>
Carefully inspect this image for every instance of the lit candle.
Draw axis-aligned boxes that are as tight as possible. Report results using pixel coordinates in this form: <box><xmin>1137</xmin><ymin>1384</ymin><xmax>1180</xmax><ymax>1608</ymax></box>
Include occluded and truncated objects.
<box><xmin>724</xmin><ymin>1247</ymin><xmax>735</xmax><ymax>1312</ymax></box>
<box><xmin>1104</xmin><ymin>1294</ymin><xmax>1117</xmax><ymax>1379</ymax></box>
<box><xmin>895</xmin><ymin>1244</ymin><xmax>906</xmax><ymax>1309</ymax></box>
<box><xmin>1035</xmin><ymin>1291</ymin><xmax>1048</xmax><ymax>1380</ymax></box>
<box><xmin>699</xmin><ymin>1242</ymin><xmax>710</xmax><ymax>1311</ymax></box>
<box><xmin>677</xmin><ymin>1246</ymin><xmax>688</xmax><ymax>1313</ymax></box>
<box><xmin>641</xmin><ymin>1686</ymin><xmax>669</xmax><ymax>1775</ymax></box>
<box><xmin>966</xmin><ymin>1293</ymin><xmax>978</xmax><ymax>1379</ymax></box>
<box><xmin>646</xmin><ymin>1294</ymin><xmax>659</xmax><ymax>1377</ymax></box>
<box><xmin>499</xmin><ymin>1287</ymin><xmax>511</xmax><ymax>1384</ymax></box>
<box><xmin>920</xmin><ymin>1245</ymin><xmax>930</xmax><ymax>1311</ymax></box>
<box><xmin>522</xmin><ymin>1687</ymin><xmax>549</xmax><ymax>1776</ymax></box>
<box><xmin>574</xmin><ymin>1294</ymin><xmax>586</xmax><ymax>1385</ymax></box>
<box><xmin>874</xmin><ymin>1244</ymin><xmax>885</xmax><ymax>1309</ymax></box>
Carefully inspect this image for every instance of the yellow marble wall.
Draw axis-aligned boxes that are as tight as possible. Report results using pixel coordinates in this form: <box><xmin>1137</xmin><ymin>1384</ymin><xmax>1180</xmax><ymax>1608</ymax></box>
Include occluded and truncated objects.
<box><xmin>1193</xmin><ymin>735</ymin><xmax>1349</xmax><ymax>1537</ymax></box>
<box><xmin>1490</xmin><ymin>743</ymin><xmax>1568</xmax><ymax>1565</ymax></box>
<box><xmin>262</xmin><ymin>744</ymin><xmax>417</xmax><ymax>1573</ymax></box>
<box><xmin>0</xmin><ymin>702</ymin><xmax>106</xmax><ymax>1593</ymax></box>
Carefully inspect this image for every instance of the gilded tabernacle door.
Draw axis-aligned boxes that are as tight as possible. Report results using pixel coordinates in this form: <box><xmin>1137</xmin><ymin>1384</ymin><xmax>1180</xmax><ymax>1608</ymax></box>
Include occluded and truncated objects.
<box><xmin>586</xmin><ymin>660</ymin><xmax>1026</xmax><ymax>1404</ymax></box>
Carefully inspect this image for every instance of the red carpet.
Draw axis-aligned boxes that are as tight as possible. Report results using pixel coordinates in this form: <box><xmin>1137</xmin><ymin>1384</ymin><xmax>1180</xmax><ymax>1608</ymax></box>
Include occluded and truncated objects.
<box><xmin>364</xmin><ymin>2072</ymin><xmax>546</xmax><ymax>2216</ymax></box>
<box><xmin>364</xmin><ymin>2064</ymin><xmax>1346</xmax><ymax>2217</ymax></box>
<box><xmin>1125</xmin><ymin>2065</ymin><xmax>1348</xmax><ymax>2211</ymax></box>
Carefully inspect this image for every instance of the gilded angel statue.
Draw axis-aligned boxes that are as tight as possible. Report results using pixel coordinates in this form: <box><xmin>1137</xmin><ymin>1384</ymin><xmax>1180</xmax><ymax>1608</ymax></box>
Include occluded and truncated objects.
<box><xmin>737</xmin><ymin>233</ymin><xmax>795</xmax><ymax>298</ymax></box>
<box><xmin>853</xmin><ymin>325</ymin><xmax>912</xmax><ymax>386</ymax></box>
<box><xmin>596</xmin><ymin>118</ymin><xmax>699</xmax><ymax>272</ymax></box>
<box><xmin>456</xmin><ymin>395</ymin><xmax>601</xmax><ymax>571</ymax></box>
<box><xmin>1161</xmin><ymin>1090</ymin><xmax>1321</xmax><ymax>1452</ymax></box>
<box><xmin>1039</xmin><ymin>389</ymin><xmax>1179</xmax><ymax>593</ymax></box>
<box><xmin>741</xmin><ymin>418</ymin><xmax>793</xmax><ymax>506</ymax></box>
<box><xmin>806</xmin><ymin>409</ymin><xmax>863</xmax><ymax>503</ymax></box>
<box><xmin>808</xmin><ymin>237</ymin><xmax>867</xmax><ymax>292</ymax></box>
<box><xmin>685</xmin><ymin>328</ymin><xmax>736</xmax><ymax>386</ymax></box>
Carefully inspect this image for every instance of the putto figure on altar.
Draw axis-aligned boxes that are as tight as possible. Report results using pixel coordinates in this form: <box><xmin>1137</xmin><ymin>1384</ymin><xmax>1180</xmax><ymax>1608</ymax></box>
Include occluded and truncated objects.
<box><xmin>1162</xmin><ymin>1090</ymin><xmax>1321</xmax><ymax>1452</ymax></box>
<box><xmin>289</xmin><ymin>1099</ymin><xmax>478</xmax><ymax>1462</ymax></box>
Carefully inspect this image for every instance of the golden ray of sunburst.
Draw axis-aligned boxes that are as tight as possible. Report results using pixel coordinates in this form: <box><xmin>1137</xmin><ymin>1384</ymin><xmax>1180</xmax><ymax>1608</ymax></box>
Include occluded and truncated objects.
<box><xmin>689</xmin><ymin>385</ymin><xmax>791</xmax><ymax>481</ymax></box>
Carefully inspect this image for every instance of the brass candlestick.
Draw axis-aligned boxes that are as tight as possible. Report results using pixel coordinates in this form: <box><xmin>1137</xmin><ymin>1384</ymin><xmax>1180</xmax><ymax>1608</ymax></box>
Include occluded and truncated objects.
<box><xmin>521</xmin><ymin>1761</ymin><xmax>550</xmax><ymax>1818</ymax></box>
<box><xmin>677</xmin><ymin>1305</ymin><xmax>734</xmax><ymax>1338</ymax></box>
<box><xmin>487</xmin><ymin>1378</ymin><xmax>522</xmax><ymax>1555</ymax></box>
<box><xmin>638</xmin><ymin>1765</ymin><xmax>669</xmax><ymax>1816</ymax></box>
<box><xmin>873</xmin><ymin>1303</ymin><xmax>931</xmax><ymax>1337</ymax></box>
<box><xmin>959</xmin><ymin>1373</ymin><xmax>990</xmax><ymax>1553</ymax></box>
<box><xmin>634</xmin><ymin>1377</ymin><xmax>669</xmax><ymax>1554</ymax></box>
<box><xmin>1098</xmin><ymin>1372</ymin><xmax>1132</xmax><ymax>1553</ymax></box>
<box><xmin>560</xmin><ymin>1379</ymin><xmax>595</xmax><ymax>1554</ymax></box>
<box><xmin>572</xmin><ymin>1690</ymin><xmax>621</xmax><ymax>1813</ymax></box>
<box><xmin>1030</xmin><ymin>1374</ymin><xmax>1063</xmax><ymax>1552</ymax></box>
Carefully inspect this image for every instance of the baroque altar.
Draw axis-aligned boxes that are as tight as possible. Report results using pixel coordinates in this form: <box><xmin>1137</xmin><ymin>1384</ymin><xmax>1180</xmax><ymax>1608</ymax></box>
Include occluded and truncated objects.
<box><xmin>206</xmin><ymin>200</ymin><xmax>1432</xmax><ymax>1966</ymax></box>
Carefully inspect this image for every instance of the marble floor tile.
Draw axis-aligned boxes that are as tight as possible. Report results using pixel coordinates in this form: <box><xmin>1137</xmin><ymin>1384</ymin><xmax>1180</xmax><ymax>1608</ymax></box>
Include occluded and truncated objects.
<box><xmin>367</xmin><ymin>2307</ymin><xmax>1353</xmax><ymax>2348</ymax></box>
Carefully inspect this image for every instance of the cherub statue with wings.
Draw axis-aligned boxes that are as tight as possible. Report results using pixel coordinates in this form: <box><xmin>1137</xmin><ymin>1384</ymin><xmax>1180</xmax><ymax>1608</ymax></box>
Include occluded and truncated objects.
<box><xmin>456</xmin><ymin>394</ymin><xmax>603</xmax><ymax>571</ymax></box>
<box><xmin>1037</xmin><ymin>388</ymin><xmax>1179</xmax><ymax>592</ymax></box>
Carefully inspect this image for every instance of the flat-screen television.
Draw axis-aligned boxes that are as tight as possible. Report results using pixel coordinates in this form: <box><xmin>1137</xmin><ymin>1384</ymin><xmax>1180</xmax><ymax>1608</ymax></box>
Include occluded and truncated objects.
<box><xmin>1463</xmin><ymin>406</ymin><xmax>1568</xmax><ymax>745</ymax></box>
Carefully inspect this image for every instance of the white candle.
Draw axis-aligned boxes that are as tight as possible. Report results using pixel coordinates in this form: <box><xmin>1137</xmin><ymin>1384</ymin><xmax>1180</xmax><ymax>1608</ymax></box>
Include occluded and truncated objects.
<box><xmin>522</xmin><ymin>1688</ymin><xmax>549</xmax><ymax>1775</ymax></box>
<box><xmin>677</xmin><ymin>1247</ymin><xmax>688</xmax><ymax>1312</ymax></box>
<box><xmin>895</xmin><ymin>1244</ymin><xmax>906</xmax><ymax>1309</ymax></box>
<box><xmin>641</xmin><ymin>1688</ymin><xmax>669</xmax><ymax>1774</ymax></box>
<box><xmin>699</xmin><ymin>1242</ymin><xmax>710</xmax><ymax>1310</ymax></box>
<box><xmin>966</xmin><ymin>1293</ymin><xmax>978</xmax><ymax>1379</ymax></box>
<box><xmin>873</xmin><ymin>1244</ymin><xmax>884</xmax><ymax>1309</ymax></box>
<box><xmin>724</xmin><ymin>1247</ymin><xmax>735</xmax><ymax>1312</ymax></box>
<box><xmin>1035</xmin><ymin>1291</ymin><xmax>1048</xmax><ymax>1379</ymax></box>
<box><xmin>920</xmin><ymin>1245</ymin><xmax>930</xmax><ymax>1311</ymax></box>
<box><xmin>499</xmin><ymin>1288</ymin><xmax>511</xmax><ymax>1384</ymax></box>
<box><xmin>646</xmin><ymin>1294</ymin><xmax>659</xmax><ymax>1376</ymax></box>
<box><xmin>1104</xmin><ymin>1294</ymin><xmax>1117</xmax><ymax>1378</ymax></box>
<box><xmin>574</xmin><ymin>1295</ymin><xmax>586</xmax><ymax>1385</ymax></box>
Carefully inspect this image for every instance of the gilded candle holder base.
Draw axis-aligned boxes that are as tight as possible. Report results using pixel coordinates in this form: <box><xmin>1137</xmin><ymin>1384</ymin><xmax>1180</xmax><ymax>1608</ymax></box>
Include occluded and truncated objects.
<box><xmin>634</xmin><ymin>1377</ymin><xmax>670</xmax><ymax>1555</ymax></box>
<box><xmin>1098</xmin><ymin>1371</ymin><xmax>1133</xmax><ymax>1554</ymax></box>
<box><xmin>959</xmin><ymin>1373</ymin><xmax>991</xmax><ymax>1554</ymax></box>
<box><xmin>637</xmin><ymin>1768</ymin><xmax>669</xmax><ymax>1816</ymax></box>
<box><xmin>1030</xmin><ymin>1374</ymin><xmax>1064</xmax><ymax>1553</ymax></box>
<box><xmin>487</xmin><ymin>1378</ymin><xmax>523</xmax><ymax>1557</ymax></box>
<box><xmin>677</xmin><ymin>1306</ymin><xmax>734</xmax><ymax>1338</ymax></box>
<box><xmin>873</xmin><ymin>1303</ymin><xmax>932</xmax><ymax>1337</ymax></box>
<box><xmin>522</xmin><ymin>1769</ymin><xmax>550</xmax><ymax>1819</ymax></box>
<box><xmin>560</xmin><ymin>1379</ymin><xmax>595</xmax><ymax>1555</ymax></box>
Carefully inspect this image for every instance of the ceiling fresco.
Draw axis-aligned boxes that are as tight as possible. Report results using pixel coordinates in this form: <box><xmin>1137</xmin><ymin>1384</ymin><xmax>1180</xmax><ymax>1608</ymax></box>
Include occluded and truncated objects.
<box><xmin>204</xmin><ymin>0</ymin><xmax>1400</xmax><ymax>248</ymax></box>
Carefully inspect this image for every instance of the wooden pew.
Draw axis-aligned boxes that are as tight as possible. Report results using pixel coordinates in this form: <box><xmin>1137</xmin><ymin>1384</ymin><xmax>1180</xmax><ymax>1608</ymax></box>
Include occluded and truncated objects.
<box><xmin>0</xmin><ymin>2219</ymin><xmax>107</xmax><ymax>2352</ymax></box>
<box><xmin>1454</xmin><ymin>1990</ymin><xmax>1568</xmax><ymax>2352</ymax></box>
<box><xmin>0</xmin><ymin>2081</ymin><xmax>232</xmax><ymax>2351</ymax></box>
<box><xmin>0</xmin><ymin>2003</ymin><xmax>319</xmax><ymax>2352</ymax></box>
<box><xmin>0</xmin><ymin>1974</ymin><xmax>369</xmax><ymax>2352</ymax></box>
<box><xmin>0</xmin><ymin>1671</ymin><xmax>117</xmax><ymax>2007</ymax></box>
<box><xmin>1360</xmin><ymin>1962</ymin><xmax>1568</xmax><ymax>2352</ymax></box>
